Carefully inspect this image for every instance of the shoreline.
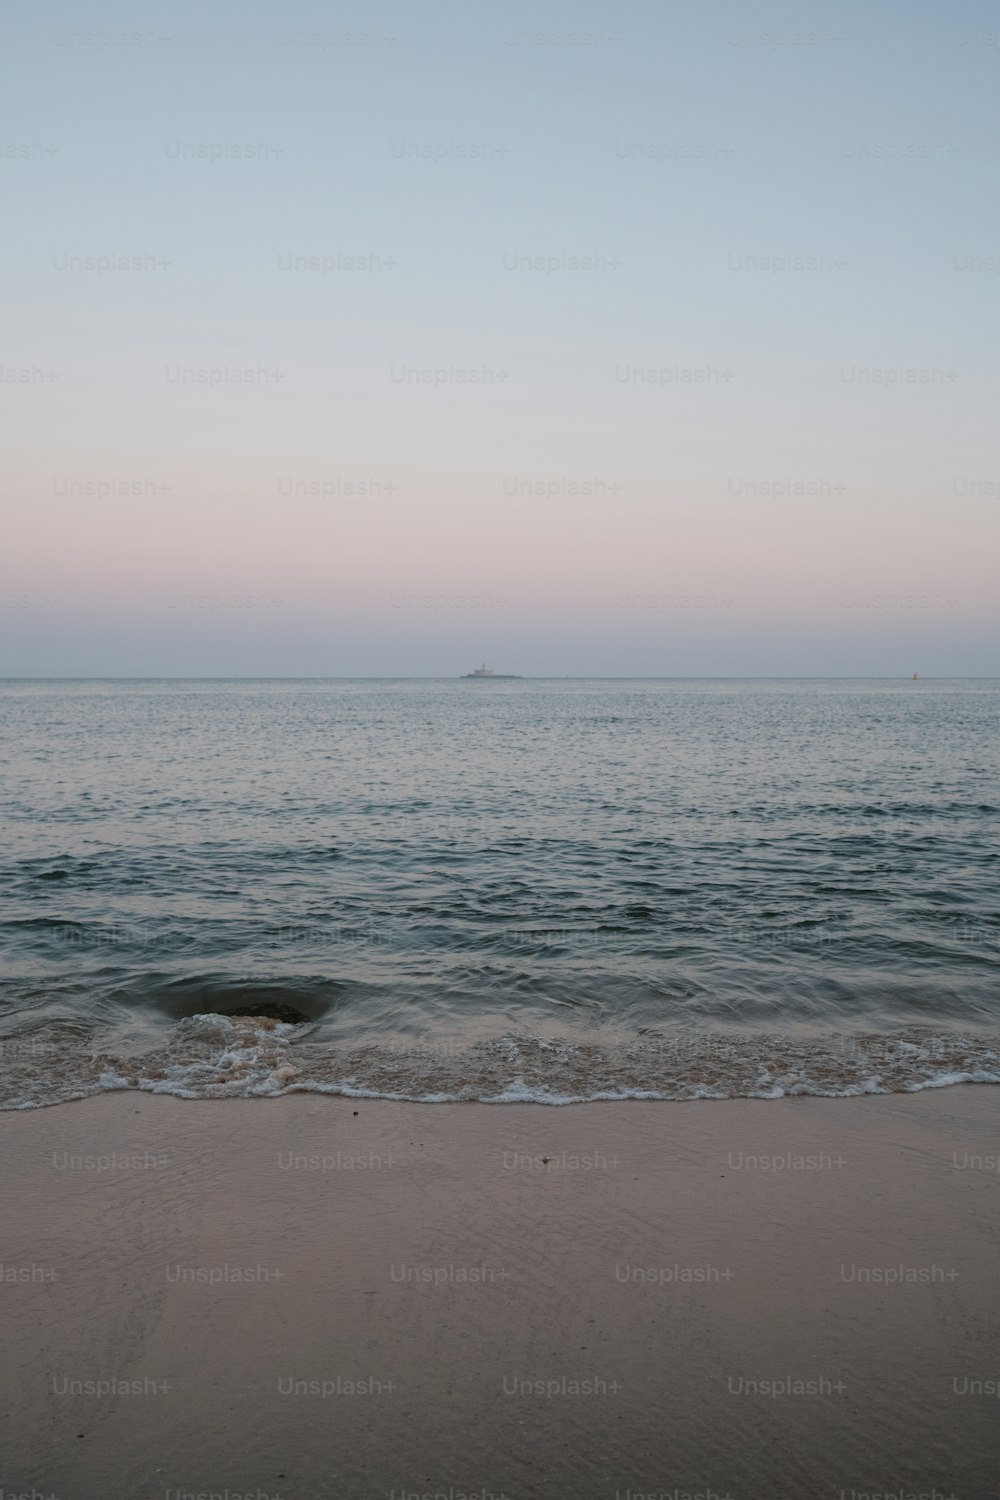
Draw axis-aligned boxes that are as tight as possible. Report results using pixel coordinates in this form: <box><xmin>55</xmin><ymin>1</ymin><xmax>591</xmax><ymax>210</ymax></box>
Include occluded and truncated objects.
<box><xmin>2</xmin><ymin>1087</ymin><xmax>998</xmax><ymax>1498</ymax></box>
<box><xmin>5</xmin><ymin>1014</ymin><xmax>1000</xmax><ymax>1110</ymax></box>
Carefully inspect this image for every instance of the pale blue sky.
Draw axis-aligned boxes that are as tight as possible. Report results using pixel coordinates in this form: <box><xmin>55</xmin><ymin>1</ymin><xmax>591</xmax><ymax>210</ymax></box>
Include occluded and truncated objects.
<box><xmin>3</xmin><ymin>0</ymin><xmax>998</xmax><ymax>674</ymax></box>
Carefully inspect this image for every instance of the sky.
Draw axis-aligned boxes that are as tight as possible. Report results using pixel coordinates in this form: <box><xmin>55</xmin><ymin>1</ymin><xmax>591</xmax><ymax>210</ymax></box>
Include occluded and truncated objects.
<box><xmin>2</xmin><ymin>0</ymin><xmax>999</xmax><ymax>676</ymax></box>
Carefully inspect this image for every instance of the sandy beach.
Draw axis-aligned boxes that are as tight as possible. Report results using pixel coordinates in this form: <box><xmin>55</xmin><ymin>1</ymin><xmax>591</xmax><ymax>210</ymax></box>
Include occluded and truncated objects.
<box><xmin>1</xmin><ymin>1087</ymin><xmax>998</xmax><ymax>1499</ymax></box>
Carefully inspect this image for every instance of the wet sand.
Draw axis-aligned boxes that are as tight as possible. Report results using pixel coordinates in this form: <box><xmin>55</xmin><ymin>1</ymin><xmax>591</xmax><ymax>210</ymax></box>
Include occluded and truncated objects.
<box><xmin>1</xmin><ymin>1087</ymin><xmax>998</xmax><ymax>1499</ymax></box>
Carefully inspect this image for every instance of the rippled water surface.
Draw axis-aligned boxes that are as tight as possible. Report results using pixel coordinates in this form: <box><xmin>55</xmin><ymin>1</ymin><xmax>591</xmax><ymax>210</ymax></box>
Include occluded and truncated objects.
<box><xmin>2</xmin><ymin>678</ymin><xmax>998</xmax><ymax>1106</ymax></box>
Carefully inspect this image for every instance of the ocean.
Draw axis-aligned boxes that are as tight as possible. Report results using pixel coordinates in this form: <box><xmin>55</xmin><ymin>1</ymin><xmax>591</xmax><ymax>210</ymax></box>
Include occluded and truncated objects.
<box><xmin>1</xmin><ymin>677</ymin><xmax>998</xmax><ymax>1108</ymax></box>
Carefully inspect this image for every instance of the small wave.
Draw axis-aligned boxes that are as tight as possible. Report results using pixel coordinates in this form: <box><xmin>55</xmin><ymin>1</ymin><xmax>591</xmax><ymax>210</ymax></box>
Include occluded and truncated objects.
<box><xmin>2</xmin><ymin>1020</ymin><xmax>998</xmax><ymax>1110</ymax></box>
<box><xmin>2</xmin><ymin>916</ymin><xmax>90</xmax><ymax>931</ymax></box>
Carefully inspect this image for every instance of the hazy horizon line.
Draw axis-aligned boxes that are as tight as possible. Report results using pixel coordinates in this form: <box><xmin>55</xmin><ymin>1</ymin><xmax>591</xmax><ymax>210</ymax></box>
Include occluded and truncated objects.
<box><xmin>1</xmin><ymin>675</ymin><xmax>994</xmax><ymax>684</ymax></box>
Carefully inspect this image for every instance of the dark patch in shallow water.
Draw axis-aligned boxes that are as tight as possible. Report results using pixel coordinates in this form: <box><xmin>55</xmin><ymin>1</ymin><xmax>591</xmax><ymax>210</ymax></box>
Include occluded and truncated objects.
<box><xmin>226</xmin><ymin>1001</ymin><xmax>311</xmax><ymax>1025</ymax></box>
<box><xmin>146</xmin><ymin>976</ymin><xmax>337</xmax><ymax>1024</ymax></box>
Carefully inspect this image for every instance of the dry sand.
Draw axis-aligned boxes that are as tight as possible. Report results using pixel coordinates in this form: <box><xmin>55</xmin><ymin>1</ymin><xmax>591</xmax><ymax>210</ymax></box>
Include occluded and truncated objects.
<box><xmin>1</xmin><ymin>1087</ymin><xmax>999</xmax><ymax>1500</ymax></box>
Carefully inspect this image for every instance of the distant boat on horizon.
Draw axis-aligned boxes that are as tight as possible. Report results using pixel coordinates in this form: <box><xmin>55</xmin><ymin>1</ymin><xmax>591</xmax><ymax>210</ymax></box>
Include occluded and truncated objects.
<box><xmin>461</xmin><ymin>663</ymin><xmax>523</xmax><ymax>680</ymax></box>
